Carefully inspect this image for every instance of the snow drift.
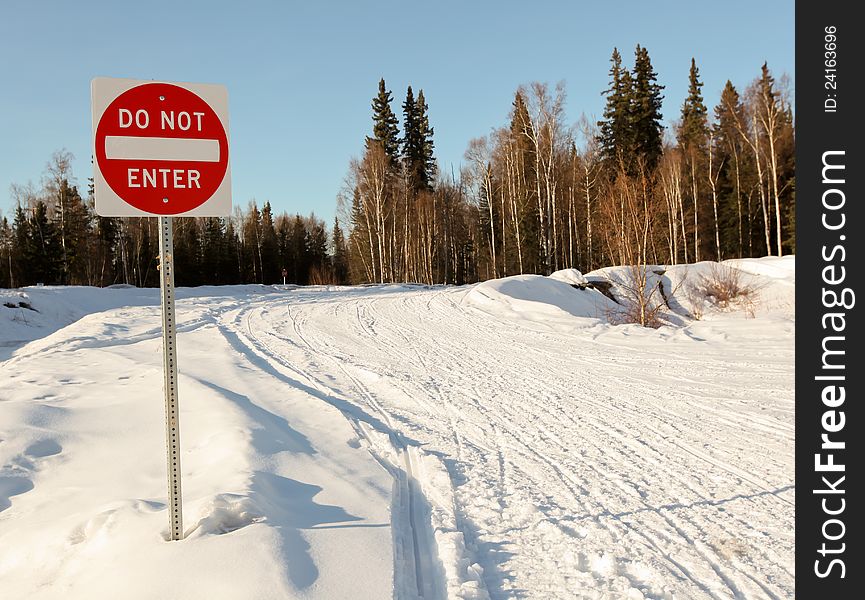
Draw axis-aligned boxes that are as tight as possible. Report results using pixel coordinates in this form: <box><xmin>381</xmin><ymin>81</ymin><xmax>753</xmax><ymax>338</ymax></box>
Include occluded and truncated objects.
<box><xmin>464</xmin><ymin>256</ymin><xmax>794</xmax><ymax>331</ymax></box>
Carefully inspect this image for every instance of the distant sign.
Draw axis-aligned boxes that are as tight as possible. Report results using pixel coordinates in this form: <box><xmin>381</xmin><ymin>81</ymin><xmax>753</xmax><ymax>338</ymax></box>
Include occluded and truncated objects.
<box><xmin>92</xmin><ymin>77</ymin><xmax>231</xmax><ymax>216</ymax></box>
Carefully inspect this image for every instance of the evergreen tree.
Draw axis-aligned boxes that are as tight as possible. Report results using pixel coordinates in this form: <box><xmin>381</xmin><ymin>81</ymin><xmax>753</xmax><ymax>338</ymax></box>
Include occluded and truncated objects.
<box><xmin>347</xmin><ymin>187</ymin><xmax>371</xmax><ymax>282</ymax></box>
<box><xmin>11</xmin><ymin>206</ymin><xmax>29</xmax><ymax>286</ymax></box>
<box><xmin>276</xmin><ymin>214</ymin><xmax>292</xmax><ymax>281</ymax></box>
<box><xmin>367</xmin><ymin>78</ymin><xmax>401</xmax><ymax>169</ymax></box>
<box><xmin>331</xmin><ymin>217</ymin><xmax>349</xmax><ymax>284</ymax></box>
<box><xmin>416</xmin><ymin>89</ymin><xmax>436</xmax><ymax>191</ymax></box>
<box><xmin>219</xmin><ymin>218</ymin><xmax>241</xmax><ymax>284</ymax></box>
<box><xmin>510</xmin><ymin>91</ymin><xmax>540</xmax><ymax>273</ymax></box>
<box><xmin>306</xmin><ymin>217</ymin><xmax>329</xmax><ymax>282</ymax></box>
<box><xmin>94</xmin><ymin>215</ymin><xmax>120</xmax><ymax>285</ymax></box>
<box><xmin>173</xmin><ymin>218</ymin><xmax>202</xmax><ymax>286</ymax></box>
<box><xmin>1</xmin><ymin>217</ymin><xmax>14</xmax><ymax>288</ymax></box>
<box><xmin>511</xmin><ymin>91</ymin><xmax>534</xmax><ymax>163</ymax></box>
<box><xmin>259</xmin><ymin>202</ymin><xmax>279</xmax><ymax>283</ymax></box>
<box><xmin>401</xmin><ymin>86</ymin><xmax>436</xmax><ymax>195</ymax></box>
<box><xmin>598</xmin><ymin>48</ymin><xmax>634</xmax><ymax>168</ymax></box>
<box><xmin>289</xmin><ymin>215</ymin><xmax>309</xmax><ymax>284</ymax></box>
<box><xmin>678</xmin><ymin>57</ymin><xmax>710</xmax><ymax>261</ymax></box>
<box><xmin>242</xmin><ymin>203</ymin><xmax>262</xmax><ymax>283</ymax></box>
<box><xmin>52</xmin><ymin>180</ymin><xmax>90</xmax><ymax>284</ymax></box>
<box><xmin>714</xmin><ymin>81</ymin><xmax>747</xmax><ymax>258</ymax></box>
<box><xmin>200</xmin><ymin>217</ymin><xmax>224</xmax><ymax>284</ymax></box>
<box><xmin>678</xmin><ymin>58</ymin><xmax>709</xmax><ymax>151</ymax></box>
<box><xmin>777</xmin><ymin>103</ymin><xmax>796</xmax><ymax>255</ymax></box>
<box><xmin>402</xmin><ymin>86</ymin><xmax>422</xmax><ymax>195</ymax></box>
<box><xmin>630</xmin><ymin>45</ymin><xmax>665</xmax><ymax>171</ymax></box>
<box><xmin>25</xmin><ymin>202</ymin><xmax>62</xmax><ymax>284</ymax></box>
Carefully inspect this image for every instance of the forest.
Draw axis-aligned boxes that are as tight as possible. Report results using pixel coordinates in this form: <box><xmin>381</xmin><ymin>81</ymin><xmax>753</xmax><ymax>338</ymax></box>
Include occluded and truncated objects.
<box><xmin>0</xmin><ymin>46</ymin><xmax>793</xmax><ymax>289</ymax></box>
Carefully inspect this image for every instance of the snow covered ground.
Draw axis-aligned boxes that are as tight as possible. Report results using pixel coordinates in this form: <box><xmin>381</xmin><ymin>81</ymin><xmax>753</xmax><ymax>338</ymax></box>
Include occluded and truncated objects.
<box><xmin>0</xmin><ymin>257</ymin><xmax>795</xmax><ymax>599</ymax></box>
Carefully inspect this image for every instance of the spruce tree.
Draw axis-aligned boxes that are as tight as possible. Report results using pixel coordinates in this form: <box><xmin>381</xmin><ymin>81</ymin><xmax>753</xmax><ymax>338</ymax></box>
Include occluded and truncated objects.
<box><xmin>678</xmin><ymin>58</ymin><xmax>709</xmax><ymax>151</ymax></box>
<box><xmin>276</xmin><ymin>214</ymin><xmax>291</xmax><ymax>281</ymax></box>
<box><xmin>598</xmin><ymin>48</ymin><xmax>634</xmax><ymax>169</ymax></box>
<box><xmin>630</xmin><ymin>45</ymin><xmax>665</xmax><ymax>171</ymax></box>
<box><xmin>402</xmin><ymin>86</ymin><xmax>422</xmax><ymax>195</ymax></box>
<box><xmin>223</xmin><ymin>218</ymin><xmax>242</xmax><ymax>284</ymax></box>
<box><xmin>200</xmin><ymin>217</ymin><xmax>224</xmax><ymax>284</ymax></box>
<box><xmin>289</xmin><ymin>215</ymin><xmax>309</xmax><ymax>284</ymax></box>
<box><xmin>714</xmin><ymin>81</ymin><xmax>747</xmax><ymax>258</ymax></box>
<box><xmin>510</xmin><ymin>90</ymin><xmax>539</xmax><ymax>273</ymax></box>
<box><xmin>367</xmin><ymin>78</ymin><xmax>401</xmax><ymax>169</ymax></box>
<box><xmin>416</xmin><ymin>89</ymin><xmax>436</xmax><ymax>191</ymax></box>
<box><xmin>259</xmin><ymin>202</ymin><xmax>279</xmax><ymax>283</ymax></box>
<box><xmin>347</xmin><ymin>187</ymin><xmax>371</xmax><ymax>282</ymax></box>
<box><xmin>307</xmin><ymin>218</ymin><xmax>329</xmax><ymax>278</ymax></box>
<box><xmin>52</xmin><ymin>180</ymin><xmax>89</xmax><ymax>285</ymax></box>
<box><xmin>511</xmin><ymin>91</ymin><xmax>534</xmax><ymax>160</ymax></box>
<box><xmin>331</xmin><ymin>217</ymin><xmax>349</xmax><ymax>284</ymax></box>
<box><xmin>242</xmin><ymin>203</ymin><xmax>262</xmax><ymax>283</ymax></box>
<box><xmin>173</xmin><ymin>218</ymin><xmax>202</xmax><ymax>286</ymax></box>
<box><xmin>0</xmin><ymin>217</ymin><xmax>12</xmax><ymax>288</ymax></box>
<box><xmin>678</xmin><ymin>57</ymin><xmax>709</xmax><ymax>261</ymax></box>
<box><xmin>11</xmin><ymin>206</ymin><xmax>29</xmax><ymax>286</ymax></box>
<box><xmin>94</xmin><ymin>215</ymin><xmax>120</xmax><ymax>286</ymax></box>
<box><xmin>26</xmin><ymin>202</ymin><xmax>61</xmax><ymax>285</ymax></box>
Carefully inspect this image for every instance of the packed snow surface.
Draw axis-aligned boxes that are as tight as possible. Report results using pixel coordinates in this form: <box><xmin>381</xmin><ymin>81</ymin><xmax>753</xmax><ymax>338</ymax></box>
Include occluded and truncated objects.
<box><xmin>1</xmin><ymin>257</ymin><xmax>794</xmax><ymax>599</ymax></box>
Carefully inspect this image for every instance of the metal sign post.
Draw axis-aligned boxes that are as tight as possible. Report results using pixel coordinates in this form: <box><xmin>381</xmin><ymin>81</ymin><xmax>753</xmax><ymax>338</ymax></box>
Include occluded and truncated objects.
<box><xmin>158</xmin><ymin>216</ymin><xmax>183</xmax><ymax>540</ymax></box>
<box><xmin>92</xmin><ymin>78</ymin><xmax>231</xmax><ymax>541</ymax></box>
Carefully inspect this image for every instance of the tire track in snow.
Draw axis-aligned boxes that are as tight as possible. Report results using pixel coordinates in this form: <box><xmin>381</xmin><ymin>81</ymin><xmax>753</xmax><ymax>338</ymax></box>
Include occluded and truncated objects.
<box><xmin>427</xmin><ymin>291</ymin><xmax>793</xmax><ymax>597</ymax></box>
<box><xmin>217</xmin><ymin>285</ymin><xmax>793</xmax><ymax>599</ymax></box>
<box><xmin>360</xmin><ymin>288</ymin><xmax>791</xmax><ymax>598</ymax></box>
<box><xmin>218</xmin><ymin>298</ymin><xmax>449</xmax><ymax>600</ymax></box>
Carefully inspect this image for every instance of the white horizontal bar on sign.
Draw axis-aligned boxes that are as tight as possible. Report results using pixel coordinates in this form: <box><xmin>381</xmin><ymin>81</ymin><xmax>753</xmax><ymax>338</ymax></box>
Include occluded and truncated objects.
<box><xmin>104</xmin><ymin>136</ymin><xmax>220</xmax><ymax>162</ymax></box>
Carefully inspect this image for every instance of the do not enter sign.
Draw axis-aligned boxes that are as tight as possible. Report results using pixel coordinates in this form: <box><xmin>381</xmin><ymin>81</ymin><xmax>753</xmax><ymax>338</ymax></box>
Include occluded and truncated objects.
<box><xmin>92</xmin><ymin>78</ymin><xmax>231</xmax><ymax>216</ymax></box>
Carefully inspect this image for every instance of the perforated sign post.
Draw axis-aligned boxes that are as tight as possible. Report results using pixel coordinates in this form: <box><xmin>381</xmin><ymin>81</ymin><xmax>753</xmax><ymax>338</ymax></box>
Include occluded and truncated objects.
<box><xmin>92</xmin><ymin>78</ymin><xmax>231</xmax><ymax>540</ymax></box>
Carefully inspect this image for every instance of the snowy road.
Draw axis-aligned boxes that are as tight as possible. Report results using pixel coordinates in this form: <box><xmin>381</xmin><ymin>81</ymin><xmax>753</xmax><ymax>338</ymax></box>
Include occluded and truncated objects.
<box><xmin>240</xmin><ymin>277</ymin><xmax>794</xmax><ymax>599</ymax></box>
<box><xmin>0</xmin><ymin>259</ymin><xmax>795</xmax><ymax>599</ymax></box>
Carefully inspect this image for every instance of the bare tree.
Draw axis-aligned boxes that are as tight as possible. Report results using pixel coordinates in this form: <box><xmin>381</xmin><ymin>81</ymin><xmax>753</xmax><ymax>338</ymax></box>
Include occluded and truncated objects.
<box><xmin>707</xmin><ymin>128</ymin><xmax>725</xmax><ymax>261</ymax></box>
<box><xmin>465</xmin><ymin>136</ymin><xmax>498</xmax><ymax>278</ymax></box>
<box><xmin>753</xmin><ymin>65</ymin><xmax>790</xmax><ymax>257</ymax></box>
<box><xmin>42</xmin><ymin>150</ymin><xmax>76</xmax><ymax>282</ymax></box>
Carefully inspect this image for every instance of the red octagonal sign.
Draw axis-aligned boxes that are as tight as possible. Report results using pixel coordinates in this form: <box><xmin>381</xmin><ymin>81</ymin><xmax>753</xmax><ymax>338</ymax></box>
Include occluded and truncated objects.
<box><xmin>92</xmin><ymin>78</ymin><xmax>231</xmax><ymax>216</ymax></box>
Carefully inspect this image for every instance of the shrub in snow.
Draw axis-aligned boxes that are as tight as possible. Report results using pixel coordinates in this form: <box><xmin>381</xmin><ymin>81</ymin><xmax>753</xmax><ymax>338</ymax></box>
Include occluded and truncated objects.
<box><xmin>694</xmin><ymin>264</ymin><xmax>759</xmax><ymax>315</ymax></box>
<box><xmin>601</xmin><ymin>265</ymin><xmax>670</xmax><ymax>328</ymax></box>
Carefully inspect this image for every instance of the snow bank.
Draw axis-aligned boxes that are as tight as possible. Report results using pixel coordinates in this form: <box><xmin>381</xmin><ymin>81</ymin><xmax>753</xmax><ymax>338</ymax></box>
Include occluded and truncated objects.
<box><xmin>465</xmin><ymin>256</ymin><xmax>795</xmax><ymax>331</ymax></box>
<box><xmin>1</xmin><ymin>284</ymin><xmax>394</xmax><ymax>599</ymax></box>
<box><xmin>1</xmin><ymin>286</ymin><xmax>153</xmax><ymax>349</ymax></box>
<box><xmin>658</xmin><ymin>256</ymin><xmax>795</xmax><ymax>321</ymax></box>
<box><xmin>463</xmin><ymin>275</ymin><xmax>616</xmax><ymax>330</ymax></box>
<box><xmin>724</xmin><ymin>255</ymin><xmax>795</xmax><ymax>281</ymax></box>
<box><xmin>0</xmin><ymin>284</ymin><xmax>279</xmax><ymax>355</ymax></box>
<box><xmin>549</xmin><ymin>268</ymin><xmax>588</xmax><ymax>286</ymax></box>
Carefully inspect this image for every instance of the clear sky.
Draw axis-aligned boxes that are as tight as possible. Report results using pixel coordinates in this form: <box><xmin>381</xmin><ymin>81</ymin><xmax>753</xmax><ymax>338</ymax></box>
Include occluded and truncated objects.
<box><xmin>0</xmin><ymin>0</ymin><xmax>794</xmax><ymax>225</ymax></box>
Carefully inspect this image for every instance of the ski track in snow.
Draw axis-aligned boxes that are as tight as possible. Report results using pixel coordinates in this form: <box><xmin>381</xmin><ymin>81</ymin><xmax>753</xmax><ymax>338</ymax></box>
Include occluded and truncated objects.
<box><xmin>0</xmin><ymin>264</ymin><xmax>794</xmax><ymax>599</ymax></box>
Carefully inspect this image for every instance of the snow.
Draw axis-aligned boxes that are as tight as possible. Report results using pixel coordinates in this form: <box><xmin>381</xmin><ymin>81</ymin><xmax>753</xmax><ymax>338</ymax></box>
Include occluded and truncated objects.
<box><xmin>465</xmin><ymin>275</ymin><xmax>616</xmax><ymax>331</ymax></box>
<box><xmin>549</xmin><ymin>268</ymin><xmax>589</xmax><ymax>287</ymax></box>
<box><xmin>1</xmin><ymin>256</ymin><xmax>794</xmax><ymax>599</ymax></box>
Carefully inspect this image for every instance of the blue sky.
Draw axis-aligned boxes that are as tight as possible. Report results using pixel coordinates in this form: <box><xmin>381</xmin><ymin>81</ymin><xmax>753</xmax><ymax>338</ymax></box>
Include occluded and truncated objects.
<box><xmin>0</xmin><ymin>0</ymin><xmax>794</xmax><ymax>225</ymax></box>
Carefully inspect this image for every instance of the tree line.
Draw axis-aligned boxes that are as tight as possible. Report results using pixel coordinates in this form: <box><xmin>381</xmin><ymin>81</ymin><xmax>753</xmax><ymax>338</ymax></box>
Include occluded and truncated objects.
<box><xmin>0</xmin><ymin>151</ymin><xmax>347</xmax><ymax>288</ymax></box>
<box><xmin>2</xmin><ymin>46</ymin><xmax>793</xmax><ymax>289</ymax></box>
<box><xmin>344</xmin><ymin>46</ymin><xmax>794</xmax><ymax>284</ymax></box>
